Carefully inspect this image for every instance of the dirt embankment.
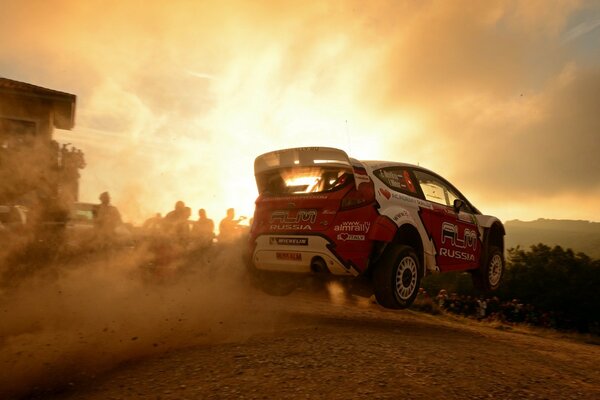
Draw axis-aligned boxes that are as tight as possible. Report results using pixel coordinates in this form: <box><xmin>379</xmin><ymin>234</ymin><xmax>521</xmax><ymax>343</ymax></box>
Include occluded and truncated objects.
<box><xmin>1</xmin><ymin>249</ymin><xmax>599</xmax><ymax>399</ymax></box>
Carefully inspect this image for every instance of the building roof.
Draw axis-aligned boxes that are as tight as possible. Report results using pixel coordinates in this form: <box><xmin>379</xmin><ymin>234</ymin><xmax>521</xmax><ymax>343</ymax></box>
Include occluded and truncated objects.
<box><xmin>0</xmin><ymin>77</ymin><xmax>76</xmax><ymax>130</ymax></box>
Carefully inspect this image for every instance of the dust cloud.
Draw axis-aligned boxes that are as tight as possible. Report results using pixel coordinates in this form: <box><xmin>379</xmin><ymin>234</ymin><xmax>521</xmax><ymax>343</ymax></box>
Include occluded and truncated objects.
<box><xmin>0</xmin><ymin>242</ymin><xmax>289</xmax><ymax>399</ymax></box>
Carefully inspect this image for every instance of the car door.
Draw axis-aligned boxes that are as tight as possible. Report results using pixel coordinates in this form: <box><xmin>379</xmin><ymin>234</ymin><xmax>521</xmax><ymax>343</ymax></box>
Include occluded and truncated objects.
<box><xmin>412</xmin><ymin>170</ymin><xmax>481</xmax><ymax>272</ymax></box>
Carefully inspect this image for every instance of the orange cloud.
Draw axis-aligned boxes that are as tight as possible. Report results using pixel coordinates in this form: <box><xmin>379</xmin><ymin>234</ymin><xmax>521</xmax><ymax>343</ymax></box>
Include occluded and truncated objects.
<box><xmin>1</xmin><ymin>0</ymin><xmax>598</xmax><ymax>223</ymax></box>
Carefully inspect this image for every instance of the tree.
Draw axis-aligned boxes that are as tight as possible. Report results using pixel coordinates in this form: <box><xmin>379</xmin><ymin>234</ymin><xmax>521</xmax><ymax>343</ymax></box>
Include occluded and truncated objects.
<box><xmin>501</xmin><ymin>244</ymin><xmax>600</xmax><ymax>332</ymax></box>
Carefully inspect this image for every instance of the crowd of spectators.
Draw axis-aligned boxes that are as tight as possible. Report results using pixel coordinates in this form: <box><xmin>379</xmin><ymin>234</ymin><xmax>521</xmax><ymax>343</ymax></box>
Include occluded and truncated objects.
<box><xmin>141</xmin><ymin>202</ymin><xmax>248</xmax><ymax>248</ymax></box>
<box><xmin>413</xmin><ymin>289</ymin><xmax>559</xmax><ymax>329</ymax></box>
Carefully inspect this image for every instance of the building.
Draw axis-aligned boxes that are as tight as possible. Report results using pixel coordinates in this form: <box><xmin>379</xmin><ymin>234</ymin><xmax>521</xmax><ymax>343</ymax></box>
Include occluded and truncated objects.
<box><xmin>0</xmin><ymin>77</ymin><xmax>83</xmax><ymax>220</ymax></box>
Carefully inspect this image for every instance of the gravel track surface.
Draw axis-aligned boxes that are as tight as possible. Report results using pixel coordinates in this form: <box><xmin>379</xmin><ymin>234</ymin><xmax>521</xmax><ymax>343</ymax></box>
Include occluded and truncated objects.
<box><xmin>28</xmin><ymin>292</ymin><xmax>600</xmax><ymax>400</ymax></box>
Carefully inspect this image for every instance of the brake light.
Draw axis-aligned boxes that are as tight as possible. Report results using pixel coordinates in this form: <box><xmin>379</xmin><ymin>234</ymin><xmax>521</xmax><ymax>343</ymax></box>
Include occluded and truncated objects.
<box><xmin>340</xmin><ymin>182</ymin><xmax>375</xmax><ymax>210</ymax></box>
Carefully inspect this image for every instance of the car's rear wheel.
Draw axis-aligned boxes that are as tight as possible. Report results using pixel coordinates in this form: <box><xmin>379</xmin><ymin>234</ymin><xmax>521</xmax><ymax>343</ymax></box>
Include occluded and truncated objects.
<box><xmin>472</xmin><ymin>245</ymin><xmax>503</xmax><ymax>292</ymax></box>
<box><xmin>373</xmin><ymin>244</ymin><xmax>421</xmax><ymax>309</ymax></box>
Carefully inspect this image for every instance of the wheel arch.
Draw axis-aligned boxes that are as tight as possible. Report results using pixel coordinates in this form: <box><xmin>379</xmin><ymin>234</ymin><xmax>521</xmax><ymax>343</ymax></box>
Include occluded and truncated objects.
<box><xmin>392</xmin><ymin>223</ymin><xmax>425</xmax><ymax>276</ymax></box>
<box><xmin>486</xmin><ymin>221</ymin><xmax>505</xmax><ymax>251</ymax></box>
<box><xmin>481</xmin><ymin>221</ymin><xmax>505</xmax><ymax>268</ymax></box>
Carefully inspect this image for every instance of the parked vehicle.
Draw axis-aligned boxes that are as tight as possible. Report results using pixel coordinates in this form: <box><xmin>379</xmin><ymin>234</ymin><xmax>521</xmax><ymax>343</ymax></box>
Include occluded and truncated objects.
<box><xmin>65</xmin><ymin>202</ymin><xmax>132</xmax><ymax>247</ymax></box>
<box><xmin>247</xmin><ymin>147</ymin><xmax>505</xmax><ymax>308</ymax></box>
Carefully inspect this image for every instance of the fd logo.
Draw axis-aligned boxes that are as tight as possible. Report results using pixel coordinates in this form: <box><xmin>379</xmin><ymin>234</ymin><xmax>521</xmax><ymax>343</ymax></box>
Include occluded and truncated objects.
<box><xmin>439</xmin><ymin>222</ymin><xmax>478</xmax><ymax>262</ymax></box>
<box><xmin>441</xmin><ymin>222</ymin><xmax>477</xmax><ymax>250</ymax></box>
<box><xmin>271</xmin><ymin>209</ymin><xmax>317</xmax><ymax>224</ymax></box>
<box><xmin>270</xmin><ymin>209</ymin><xmax>317</xmax><ymax>231</ymax></box>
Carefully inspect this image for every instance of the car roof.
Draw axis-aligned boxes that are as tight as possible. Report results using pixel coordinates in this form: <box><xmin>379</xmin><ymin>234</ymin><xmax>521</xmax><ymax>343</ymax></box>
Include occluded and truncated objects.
<box><xmin>359</xmin><ymin>160</ymin><xmax>481</xmax><ymax>215</ymax></box>
<box><xmin>73</xmin><ymin>202</ymin><xmax>98</xmax><ymax>210</ymax></box>
<box><xmin>359</xmin><ymin>160</ymin><xmax>436</xmax><ymax>174</ymax></box>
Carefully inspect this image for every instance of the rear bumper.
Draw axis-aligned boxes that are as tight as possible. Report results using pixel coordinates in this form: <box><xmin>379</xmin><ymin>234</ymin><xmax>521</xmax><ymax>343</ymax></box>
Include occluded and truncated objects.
<box><xmin>251</xmin><ymin>234</ymin><xmax>357</xmax><ymax>276</ymax></box>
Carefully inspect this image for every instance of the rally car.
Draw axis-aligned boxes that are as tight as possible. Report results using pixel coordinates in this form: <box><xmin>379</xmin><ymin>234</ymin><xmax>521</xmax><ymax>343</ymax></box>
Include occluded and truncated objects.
<box><xmin>247</xmin><ymin>147</ymin><xmax>505</xmax><ymax>309</ymax></box>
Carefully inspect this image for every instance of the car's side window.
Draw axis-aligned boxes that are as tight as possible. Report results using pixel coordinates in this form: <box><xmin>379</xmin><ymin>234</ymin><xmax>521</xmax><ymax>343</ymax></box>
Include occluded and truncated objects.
<box><xmin>413</xmin><ymin>170</ymin><xmax>465</xmax><ymax>209</ymax></box>
<box><xmin>374</xmin><ymin>168</ymin><xmax>418</xmax><ymax>196</ymax></box>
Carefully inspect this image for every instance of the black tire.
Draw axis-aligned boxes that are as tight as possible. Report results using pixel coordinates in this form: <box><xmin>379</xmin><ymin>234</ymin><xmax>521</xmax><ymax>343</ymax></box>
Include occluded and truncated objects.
<box><xmin>373</xmin><ymin>244</ymin><xmax>422</xmax><ymax>309</ymax></box>
<box><xmin>472</xmin><ymin>245</ymin><xmax>503</xmax><ymax>292</ymax></box>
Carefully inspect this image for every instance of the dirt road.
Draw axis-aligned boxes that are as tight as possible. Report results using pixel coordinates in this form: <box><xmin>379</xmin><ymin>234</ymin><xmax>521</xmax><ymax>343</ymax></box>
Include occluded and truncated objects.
<box><xmin>24</xmin><ymin>290</ymin><xmax>599</xmax><ymax>400</ymax></box>
<box><xmin>2</xmin><ymin>247</ymin><xmax>598</xmax><ymax>400</ymax></box>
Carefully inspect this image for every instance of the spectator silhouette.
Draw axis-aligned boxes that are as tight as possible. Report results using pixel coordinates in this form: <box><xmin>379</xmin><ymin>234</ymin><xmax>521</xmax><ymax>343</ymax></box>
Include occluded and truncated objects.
<box><xmin>191</xmin><ymin>208</ymin><xmax>214</xmax><ymax>248</ymax></box>
<box><xmin>218</xmin><ymin>208</ymin><xmax>245</xmax><ymax>243</ymax></box>
<box><xmin>143</xmin><ymin>212</ymin><xmax>162</xmax><ymax>234</ymax></box>
<box><xmin>95</xmin><ymin>192</ymin><xmax>122</xmax><ymax>245</ymax></box>
<box><xmin>163</xmin><ymin>201</ymin><xmax>190</xmax><ymax>244</ymax></box>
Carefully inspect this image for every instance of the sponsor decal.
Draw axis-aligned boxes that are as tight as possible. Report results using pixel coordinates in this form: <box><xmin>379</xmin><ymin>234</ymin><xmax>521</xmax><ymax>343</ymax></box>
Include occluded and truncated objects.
<box><xmin>441</xmin><ymin>222</ymin><xmax>477</xmax><ymax>250</ymax></box>
<box><xmin>322</xmin><ymin>209</ymin><xmax>336</xmax><ymax>215</ymax></box>
<box><xmin>352</xmin><ymin>165</ymin><xmax>368</xmax><ymax>175</ymax></box>
<box><xmin>262</xmin><ymin>195</ymin><xmax>328</xmax><ymax>202</ymax></box>
<box><xmin>337</xmin><ymin>233</ymin><xmax>365</xmax><ymax>241</ymax></box>
<box><xmin>276</xmin><ymin>252</ymin><xmax>302</xmax><ymax>261</ymax></box>
<box><xmin>439</xmin><ymin>248</ymin><xmax>475</xmax><ymax>262</ymax></box>
<box><xmin>270</xmin><ymin>224</ymin><xmax>312</xmax><ymax>231</ymax></box>
<box><xmin>392</xmin><ymin>209</ymin><xmax>410</xmax><ymax>222</ymax></box>
<box><xmin>271</xmin><ymin>209</ymin><xmax>317</xmax><ymax>224</ymax></box>
<box><xmin>379</xmin><ymin>187</ymin><xmax>391</xmax><ymax>200</ymax></box>
<box><xmin>402</xmin><ymin>170</ymin><xmax>416</xmax><ymax>193</ymax></box>
<box><xmin>352</xmin><ymin>166</ymin><xmax>371</xmax><ymax>185</ymax></box>
<box><xmin>272</xmin><ymin>147</ymin><xmax>321</xmax><ymax>155</ymax></box>
<box><xmin>334</xmin><ymin>221</ymin><xmax>371</xmax><ymax>233</ymax></box>
<box><xmin>269</xmin><ymin>237</ymin><xmax>308</xmax><ymax>246</ymax></box>
<box><xmin>389</xmin><ymin>192</ymin><xmax>433</xmax><ymax>209</ymax></box>
<box><xmin>416</xmin><ymin>199</ymin><xmax>433</xmax><ymax>209</ymax></box>
<box><xmin>296</xmin><ymin>147</ymin><xmax>322</xmax><ymax>152</ymax></box>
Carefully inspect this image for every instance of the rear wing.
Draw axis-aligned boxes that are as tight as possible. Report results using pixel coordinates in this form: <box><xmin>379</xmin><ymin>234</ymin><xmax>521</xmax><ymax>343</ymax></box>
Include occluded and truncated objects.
<box><xmin>254</xmin><ymin>147</ymin><xmax>369</xmax><ymax>190</ymax></box>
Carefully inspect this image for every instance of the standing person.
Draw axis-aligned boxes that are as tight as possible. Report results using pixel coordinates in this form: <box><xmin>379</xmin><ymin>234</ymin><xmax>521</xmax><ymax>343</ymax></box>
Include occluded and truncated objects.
<box><xmin>191</xmin><ymin>208</ymin><xmax>215</xmax><ymax>249</ymax></box>
<box><xmin>142</xmin><ymin>212</ymin><xmax>162</xmax><ymax>234</ymax></box>
<box><xmin>163</xmin><ymin>200</ymin><xmax>191</xmax><ymax>245</ymax></box>
<box><xmin>218</xmin><ymin>208</ymin><xmax>245</xmax><ymax>243</ymax></box>
<box><xmin>477</xmin><ymin>297</ymin><xmax>488</xmax><ymax>320</ymax></box>
<box><xmin>95</xmin><ymin>192</ymin><xmax>122</xmax><ymax>247</ymax></box>
<box><xmin>164</xmin><ymin>201</ymin><xmax>186</xmax><ymax>225</ymax></box>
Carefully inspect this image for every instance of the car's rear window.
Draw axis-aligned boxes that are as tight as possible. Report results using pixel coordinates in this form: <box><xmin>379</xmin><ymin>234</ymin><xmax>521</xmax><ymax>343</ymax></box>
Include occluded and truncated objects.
<box><xmin>257</xmin><ymin>166</ymin><xmax>353</xmax><ymax>195</ymax></box>
<box><xmin>72</xmin><ymin>209</ymin><xmax>95</xmax><ymax>221</ymax></box>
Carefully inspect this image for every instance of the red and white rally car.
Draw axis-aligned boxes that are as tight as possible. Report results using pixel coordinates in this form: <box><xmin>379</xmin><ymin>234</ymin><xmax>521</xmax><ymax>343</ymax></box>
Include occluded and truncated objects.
<box><xmin>247</xmin><ymin>147</ymin><xmax>505</xmax><ymax>309</ymax></box>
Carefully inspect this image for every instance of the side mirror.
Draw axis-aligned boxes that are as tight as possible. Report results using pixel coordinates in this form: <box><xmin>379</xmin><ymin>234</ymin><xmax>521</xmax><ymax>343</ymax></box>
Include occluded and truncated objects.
<box><xmin>453</xmin><ymin>198</ymin><xmax>464</xmax><ymax>214</ymax></box>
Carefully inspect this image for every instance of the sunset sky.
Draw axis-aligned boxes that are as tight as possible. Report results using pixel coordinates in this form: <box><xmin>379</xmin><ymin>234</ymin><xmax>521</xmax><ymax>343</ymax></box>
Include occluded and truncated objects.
<box><xmin>1</xmin><ymin>0</ymin><xmax>599</xmax><ymax>224</ymax></box>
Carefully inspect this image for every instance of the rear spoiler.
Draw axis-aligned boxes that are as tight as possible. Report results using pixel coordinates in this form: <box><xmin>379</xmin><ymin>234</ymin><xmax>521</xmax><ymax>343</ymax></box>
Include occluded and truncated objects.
<box><xmin>254</xmin><ymin>147</ymin><xmax>370</xmax><ymax>189</ymax></box>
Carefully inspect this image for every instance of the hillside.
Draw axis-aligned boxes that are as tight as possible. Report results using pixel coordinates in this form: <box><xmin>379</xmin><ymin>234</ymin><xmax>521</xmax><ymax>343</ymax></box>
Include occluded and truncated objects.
<box><xmin>504</xmin><ymin>219</ymin><xmax>600</xmax><ymax>259</ymax></box>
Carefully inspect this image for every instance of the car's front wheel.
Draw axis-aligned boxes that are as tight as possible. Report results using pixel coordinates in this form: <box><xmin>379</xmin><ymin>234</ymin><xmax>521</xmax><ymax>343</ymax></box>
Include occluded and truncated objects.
<box><xmin>472</xmin><ymin>245</ymin><xmax>504</xmax><ymax>292</ymax></box>
<box><xmin>373</xmin><ymin>244</ymin><xmax>422</xmax><ymax>309</ymax></box>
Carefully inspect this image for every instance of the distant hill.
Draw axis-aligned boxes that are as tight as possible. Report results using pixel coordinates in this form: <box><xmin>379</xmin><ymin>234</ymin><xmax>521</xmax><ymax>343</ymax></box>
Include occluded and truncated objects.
<box><xmin>504</xmin><ymin>219</ymin><xmax>600</xmax><ymax>259</ymax></box>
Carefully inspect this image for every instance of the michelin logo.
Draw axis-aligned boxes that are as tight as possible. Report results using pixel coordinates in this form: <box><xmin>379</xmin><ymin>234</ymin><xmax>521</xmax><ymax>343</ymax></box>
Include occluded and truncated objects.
<box><xmin>269</xmin><ymin>237</ymin><xmax>308</xmax><ymax>246</ymax></box>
